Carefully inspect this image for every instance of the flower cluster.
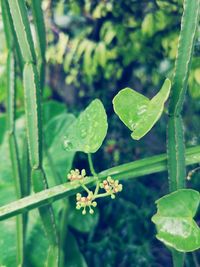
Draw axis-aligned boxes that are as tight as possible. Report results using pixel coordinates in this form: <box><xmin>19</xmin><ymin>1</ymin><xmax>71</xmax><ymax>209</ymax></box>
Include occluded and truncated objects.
<box><xmin>76</xmin><ymin>192</ymin><xmax>97</xmax><ymax>215</ymax></box>
<box><xmin>67</xmin><ymin>168</ymin><xmax>123</xmax><ymax>215</ymax></box>
<box><xmin>67</xmin><ymin>169</ymin><xmax>86</xmax><ymax>181</ymax></box>
<box><xmin>100</xmin><ymin>176</ymin><xmax>123</xmax><ymax>199</ymax></box>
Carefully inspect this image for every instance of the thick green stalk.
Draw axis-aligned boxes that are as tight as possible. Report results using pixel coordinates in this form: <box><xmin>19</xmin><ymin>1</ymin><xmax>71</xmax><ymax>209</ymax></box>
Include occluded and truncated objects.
<box><xmin>0</xmin><ymin>145</ymin><xmax>200</xmax><ymax>221</ymax></box>
<box><xmin>7</xmin><ymin>0</ymin><xmax>59</xmax><ymax>264</ymax></box>
<box><xmin>1</xmin><ymin>0</ymin><xmax>13</xmax><ymax>48</ymax></box>
<box><xmin>167</xmin><ymin>0</ymin><xmax>200</xmax><ymax>192</ymax></box>
<box><xmin>1</xmin><ymin>0</ymin><xmax>23</xmax><ymax>72</ymax></box>
<box><xmin>20</xmin><ymin>137</ymin><xmax>31</xmax><ymax>234</ymax></box>
<box><xmin>7</xmin><ymin>0</ymin><xmax>36</xmax><ymax>63</ymax></box>
<box><xmin>167</xmin><ymin>0</ymin><xmax>200</xmax><ymax>265</ymax></box>
<box><xmin>168</xmin><ymin>0</ymin><xmax>200</xmax><ymax>115</ymax></box>
<box><xmin>30</xmin><ymin>0</ymin><xmax>46</xmax><ymax>88</ymax></box>
<box><xmin>167</xmin><ymin>116</ymin><xmax>185</xmax><ymax>191</ymax></box>
<box><xmin>23</xmin><ymin>63</ymin><xmax>42</xmax><ymax>167</ymax></box>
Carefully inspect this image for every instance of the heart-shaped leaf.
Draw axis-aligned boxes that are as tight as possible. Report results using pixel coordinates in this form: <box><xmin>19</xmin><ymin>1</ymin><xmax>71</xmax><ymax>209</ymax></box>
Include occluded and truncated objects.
<box><xmin>152</xmin><ymin>189</ymin><xmax>200</xmax><ymax>252</ymax></box>
<box><xmin>113</xmin><ymin>78</ymin><xmax>171</xmax><ymax>140</ymax></box>
<box><xmin>63</xmin><ymin>99</ymin><xmax>108</xmax><ymax>153</ymax></box>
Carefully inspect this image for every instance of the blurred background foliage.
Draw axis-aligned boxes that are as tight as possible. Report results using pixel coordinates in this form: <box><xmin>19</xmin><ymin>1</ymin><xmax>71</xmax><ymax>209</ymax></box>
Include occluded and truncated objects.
<box><xmin>0</xmin><ymin>0</ymin><xmax>200</xmax><ymax>266</ymax></box>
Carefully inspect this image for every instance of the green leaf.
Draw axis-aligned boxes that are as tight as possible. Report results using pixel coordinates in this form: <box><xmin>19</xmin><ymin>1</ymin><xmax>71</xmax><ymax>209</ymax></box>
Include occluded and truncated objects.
<box><xmin>113</xmin><ymin>88</ymin><xmax>149</xmax><ymax>131</ymax></box>
<box><xmin>0</xmin><ymin>124</ymin><xmax>23</xmax><ymax>266</ymax></box>
<box><xmin>95</xmin><ymin>42</ymin><xmax>107</xmax><ymax>68</ymax></box>
<box><xmin>132</xmin><ymin>78</ymin><xmax>171</xmax><ymax>140</ymax></box>
<box><xmin>64</xmin><ymin>99</ymin><xmax>108</xmax><ymax>153</ymax></box>
<box><xmin>113</xmin><ymin>78</ymin><xmax>171</xmax><ymax>140</ymax></box>
<box><xmin>43</xmin><ymin>113</ymin><xmax>75</xmax><ymax>185</ymax></box>
<box><xmin>142</xmin><ymin>13</ymin><xmax>155</xmax><ymax>37</ymax></box>
<box><xmin>65</xmin><ymin>231</ymin><xmax>88</xmax><ymax>267</ymax></box>
<box><xmin>0</xmin><ymin>137</ymin><xmax>16</xmax><ymax>266</ymax></box>
<box><xmin>152</xmin><ymin>189</ymin><xmax>200</xmax><ymax>252</ymax></box>
<box><xmin>26</xmin><ymin>210</ymin><xmax>49</xmax><ymax>267</ymax></box>
<box><xmin>0</xmin><ymin>218</ymin><xmax>17</xmax><ymax>266</ymax></box>
<box><xmin>42</xmin><ymin>100</ymin><xmax>66</xmax><ymax>125</ymax></box>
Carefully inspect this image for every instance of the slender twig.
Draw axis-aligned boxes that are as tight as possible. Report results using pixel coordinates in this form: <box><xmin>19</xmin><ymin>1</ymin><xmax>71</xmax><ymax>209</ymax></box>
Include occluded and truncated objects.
<box><xmin>80</xmin><ymin>183</ymin><xmax>91</xmax><ymax>194</ymax></box>
<box><xmin>88</xmin><ymin>153</ymin><xmax>101</xmax><ymax>196</ymax></box>
<box><xmin>88</xmin><ymin>153</ymin><xmax>97</xmax><ymax>177</ymax></box>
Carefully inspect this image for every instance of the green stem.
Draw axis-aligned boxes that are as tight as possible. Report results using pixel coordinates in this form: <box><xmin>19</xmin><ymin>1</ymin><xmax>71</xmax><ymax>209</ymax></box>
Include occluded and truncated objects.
<box><xmin>2</xmin><ymin>1</ymin><xmax>29</xmax><ymax>263</ymax></box>
<box><xmin>0</xmin><ymin>145</ymin><xmax>200</xmax><ymax>221</ymax></box>
<box><xmin>59</xmin><ymin>202</ymin><xmax>69</xmax><ymax>267</ymax></box>
<box><xmin>21</xmin><ymin>136</ymin><xmax>31</xmax><ymax>197</ymax></box>
<box><xmin>4</xmin><ymin>25</ymin><xmax>25</xmax><ymax>263</ymax></box>
<box><xmin>1</xmin><ymin>0</ymin><xmax>23</xmax><ymax>72</ymax></box>
<box><xmin>94</xmin><ymin>181</ymin><xmax>100</xmax><ymax>196</ymax></box>
<box><xmin>88</xmin><ymin>153</ymin><xmax>100</xmax><ymax>194</ymax></box>
<box><xmin>168</xmin><ymin>116</ymin><xmax>185</xmax><ymax>191</ymax></box>
<box><xmin>7</xmin><ymin>0</ymin><xmax>59</xmax><ymax>264</ymax></box>
<box><xmin>167</xmin><ymin>0</ymin><xmax>200</xmax><ymax>191</ymax></box>
<box><xmin>88</xmin><ymin>153</ymin><xmax>97</xmax><ymax>177</ymax></box>
<box><xmin>172</xmin><ymin>249</ymin><xmax>185</xmax><ymax>267</ymax></box>
<box><xmin>167</xmin><ymin>0</ymin><xmax>200</xmax><ymax>265</ymax></box>
<box><xmin>80</xmin><ymin>183</ymin><xmax>91</xmax><ymax>194</ymax></box>
<box><xmin>30</xmin><ymin>0</ymin><xmax>46</xmax><ymax>89</ymax></box>
<box><xmin>94</xmin><ymin>192</ymin><xmax>111</xmax><ymax>199</ymax></box>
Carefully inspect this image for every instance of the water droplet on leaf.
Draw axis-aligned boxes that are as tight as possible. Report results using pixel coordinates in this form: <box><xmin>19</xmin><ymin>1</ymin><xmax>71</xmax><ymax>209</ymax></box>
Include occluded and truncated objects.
<box><xmin>63</xmin><ymin>138</ymin><xmax>73</xmax><ymax>150</ymax></box>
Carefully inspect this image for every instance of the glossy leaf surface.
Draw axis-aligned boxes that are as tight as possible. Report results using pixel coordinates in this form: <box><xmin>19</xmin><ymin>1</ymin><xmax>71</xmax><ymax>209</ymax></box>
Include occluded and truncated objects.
<box><xmin>152</xmin><ymin>189</ymin><xmax>200</xmax><ymax>252</ymax></box>
<box><xmin>64</xmin><ymin>99</ymin><xmax>108</xmax><ymax>153</ymax></box>
<box><xmin>113</xmin><ymin>78</ymin><xmax>171</xmax><ymax>140</ymax></box>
